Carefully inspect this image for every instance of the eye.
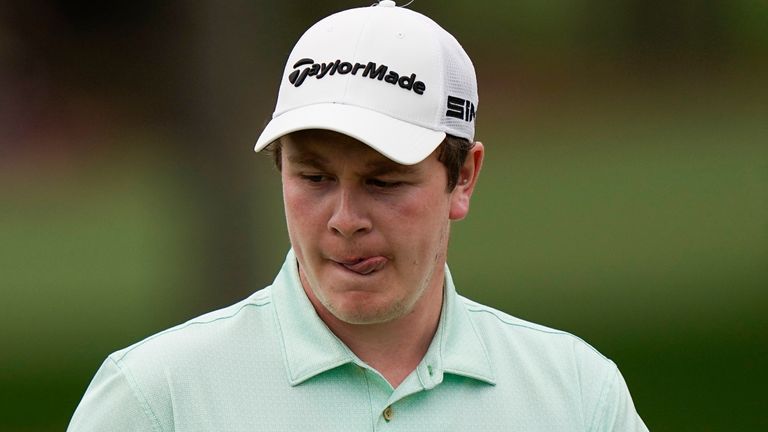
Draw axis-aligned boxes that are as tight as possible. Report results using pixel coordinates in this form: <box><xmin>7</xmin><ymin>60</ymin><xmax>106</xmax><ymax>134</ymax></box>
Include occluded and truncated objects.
<box><xmin>301</xmin><ymin>174</ymin><xmax>330</xmax><ymax>183</ymax></box>
<box><xmin>367</xmin><ymin>178</ymin><xmax>402</xmax><ymax>189</ymax></box>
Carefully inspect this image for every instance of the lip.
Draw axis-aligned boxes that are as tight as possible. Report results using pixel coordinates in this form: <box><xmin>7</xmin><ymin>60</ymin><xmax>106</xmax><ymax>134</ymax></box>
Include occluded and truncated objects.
<box><xmin>333</xmin><ymin>256</ymin><xmax>388</xmax><ymax>275</ymax></box>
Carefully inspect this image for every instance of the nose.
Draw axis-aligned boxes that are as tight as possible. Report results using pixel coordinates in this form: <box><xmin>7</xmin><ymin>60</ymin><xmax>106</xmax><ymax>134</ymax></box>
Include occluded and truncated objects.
<box><xmin>327</xmin><ymin>186</ymin><xmax>372</xmax><ymax>237</ymax></box>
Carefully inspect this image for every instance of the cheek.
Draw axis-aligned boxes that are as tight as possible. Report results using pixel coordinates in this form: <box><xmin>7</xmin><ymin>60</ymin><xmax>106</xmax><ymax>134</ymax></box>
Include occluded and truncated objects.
<box><xmin>387</xmin><ymin>192</ymin><xmax>450</xmax><ymax>247</ymax></box>
<box><xmin>282</xmin><ymin>183</ymin><xmax>302</xmax><ymax>219</ymax></box>
<box><xmin>382</xmin><ymin>183</ymin><xmax>446</xmax><ymax>217</ymax></box>
<box><xmin>283</xmin><ymin>181</ymin><xmax>322</xmax><ymax>243</ymax></box>
<box><xmin>406</xmin><ymin>189</ymin><xmax>450</xmax><ymax>222</ymax></box>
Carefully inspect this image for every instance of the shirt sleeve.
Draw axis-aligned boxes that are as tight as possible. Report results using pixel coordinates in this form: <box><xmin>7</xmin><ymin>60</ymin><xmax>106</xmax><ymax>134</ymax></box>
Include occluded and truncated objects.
<box><xmin>67</xmin><ymin>356</ymin><xmax>163</xmax><ymax>432</ymax></box>
<box><xmin>591</xmin><ymin>366</ymin><xmax>649</xmax><ymax>432</ymax></box>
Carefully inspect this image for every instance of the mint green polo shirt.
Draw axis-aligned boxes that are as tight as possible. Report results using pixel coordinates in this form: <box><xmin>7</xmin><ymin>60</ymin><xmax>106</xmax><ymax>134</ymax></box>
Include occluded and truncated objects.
<box><xmin>68</xmin><ymin>250</ymin><xmax>648</xmax><ymax>431</ymax></box>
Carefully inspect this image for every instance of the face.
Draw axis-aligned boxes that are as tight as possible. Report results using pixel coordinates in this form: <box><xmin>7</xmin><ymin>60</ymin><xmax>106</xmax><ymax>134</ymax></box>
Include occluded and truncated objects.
<box><xmin>280</xmin><ymin>130</ymin><xmax>480</xmax><ymax>326</ymax></box>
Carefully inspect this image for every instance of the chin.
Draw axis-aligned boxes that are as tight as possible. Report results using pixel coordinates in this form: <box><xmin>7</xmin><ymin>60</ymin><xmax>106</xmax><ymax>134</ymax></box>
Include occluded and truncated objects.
<box><xmin>326</xmin><ymin>295</ymin><xmax>409</xmax><ymax>325</ymax></box>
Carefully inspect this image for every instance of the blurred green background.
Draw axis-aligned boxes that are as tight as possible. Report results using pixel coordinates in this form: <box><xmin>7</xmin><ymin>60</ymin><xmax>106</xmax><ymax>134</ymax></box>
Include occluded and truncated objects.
<box><xmin>1</xmin><ymin>1</ymin><xmax>766</xmax><ymax>430</ymax></box>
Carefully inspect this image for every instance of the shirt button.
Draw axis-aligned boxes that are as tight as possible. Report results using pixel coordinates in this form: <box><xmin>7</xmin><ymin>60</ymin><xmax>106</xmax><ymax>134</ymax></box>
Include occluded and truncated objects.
<box><xmin>383</xmin><ymin>405</ymin><xmax>394</xmax><ymax>422</ymax></box>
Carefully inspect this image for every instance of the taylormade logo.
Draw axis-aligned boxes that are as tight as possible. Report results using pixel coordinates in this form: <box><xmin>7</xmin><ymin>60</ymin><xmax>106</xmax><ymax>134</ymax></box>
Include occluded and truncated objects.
<box><xmin>288</xmin><ymin>58</ymin><xmax>426</xmax><ymax>95</ymax></box>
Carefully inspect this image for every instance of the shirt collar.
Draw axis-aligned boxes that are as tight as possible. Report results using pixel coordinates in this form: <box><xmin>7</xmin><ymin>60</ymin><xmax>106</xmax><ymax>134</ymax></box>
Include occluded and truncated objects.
<box><xmin>271</xmin><ymin>249</ymin><xmax>496</xmax><ymax>387</ymax></box>
<box><xmin>271</xmin><ymin>250</ymin><xmax>354</xmax><ymax>385</ymax></box>
<box><xmin>424</xmin><ymin>265</ymin><xmax>496</xmax><ymax>386</ymax></box>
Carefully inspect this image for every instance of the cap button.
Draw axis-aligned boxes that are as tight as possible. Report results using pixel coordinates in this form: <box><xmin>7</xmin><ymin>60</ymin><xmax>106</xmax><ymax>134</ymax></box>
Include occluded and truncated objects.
<box><xmin>378</xmin><ymin>0</ymin><xmax>396</xmax><ymax>7</ymax></box>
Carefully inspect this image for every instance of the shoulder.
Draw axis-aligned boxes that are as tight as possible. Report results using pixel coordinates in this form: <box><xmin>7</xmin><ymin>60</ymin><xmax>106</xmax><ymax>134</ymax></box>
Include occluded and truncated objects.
<box><xmin>459</xmin><ymin>295</ymin><xmax>617</xmax><ymax>394</ymax></box>
<box><xmin>458</xmin><ymin>296</ymin><xmax>631</xmax><ymax>428</ymax></box>
<box><xmin>459</xmin><ymin>296</ymin><xmax>610</xmax><ymax>356</ymax></box>
<box><xmin>69</xmin><ymin>288</ymin><xmax>281</xmax><ymax>431</ymax></box>
<box><xmin>109</xmin><ymin>287</ymin><xmax>276</xmax><ymax>371</ymax></box>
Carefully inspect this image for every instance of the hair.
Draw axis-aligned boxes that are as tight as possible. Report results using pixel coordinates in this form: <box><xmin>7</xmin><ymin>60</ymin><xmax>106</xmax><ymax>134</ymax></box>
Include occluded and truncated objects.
<box><xmin>265</xmin><ymin>133</ymin><xmax>473</xmax><ymax>192</ymax></box>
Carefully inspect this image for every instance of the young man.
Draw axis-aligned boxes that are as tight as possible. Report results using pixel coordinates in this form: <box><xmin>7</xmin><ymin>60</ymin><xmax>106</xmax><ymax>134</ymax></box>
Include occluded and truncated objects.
<box><xmin>69</xmin><ymin>2</ymin><xmax>648</xmax><ymax>430</ymax></box>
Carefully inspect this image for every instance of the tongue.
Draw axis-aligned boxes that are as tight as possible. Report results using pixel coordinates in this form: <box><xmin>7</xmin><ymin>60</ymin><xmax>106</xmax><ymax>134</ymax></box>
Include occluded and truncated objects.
<box><xmin>343</xmin><ymin>257</ymin><xmax>387</xmax><ymax>275</ymax></box>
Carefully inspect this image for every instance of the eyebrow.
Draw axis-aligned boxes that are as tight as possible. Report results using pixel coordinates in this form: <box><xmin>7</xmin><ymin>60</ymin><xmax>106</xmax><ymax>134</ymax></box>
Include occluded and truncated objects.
<box><xmin>364</xmin><ymin>160</ymin><xmax>419</xmax><ymax>177</ymax></box>
<box><xmin>286</xmin><ymin>151</ymin><xmax>419</xmax><ymax>176</ymax></box>
<box><xmin>286</xmin><ymin>152</ymin><xmax>330</xmax><ymax>169</ymax></box>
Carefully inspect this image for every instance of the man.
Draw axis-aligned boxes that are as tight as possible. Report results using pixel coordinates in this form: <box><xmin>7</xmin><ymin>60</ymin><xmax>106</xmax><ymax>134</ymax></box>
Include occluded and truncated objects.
<box><xmin>69</xmin><ymin>2</ymin><xmax>648</xmax><ymax>430</ymax></box>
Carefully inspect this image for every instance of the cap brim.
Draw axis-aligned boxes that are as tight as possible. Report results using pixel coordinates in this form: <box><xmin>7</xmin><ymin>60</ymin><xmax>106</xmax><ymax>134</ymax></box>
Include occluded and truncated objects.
<box><xmin>254</xmin><ymin>103</ymin><xmax>446</xmax><ymax>165</ymax></box>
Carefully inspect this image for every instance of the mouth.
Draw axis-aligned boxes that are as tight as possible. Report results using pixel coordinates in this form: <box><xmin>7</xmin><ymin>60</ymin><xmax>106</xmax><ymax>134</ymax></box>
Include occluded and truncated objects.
<box><xmin>334</xmin><ymin>256</ymin><xmax>388</xmax><ymax>275</ymax></box>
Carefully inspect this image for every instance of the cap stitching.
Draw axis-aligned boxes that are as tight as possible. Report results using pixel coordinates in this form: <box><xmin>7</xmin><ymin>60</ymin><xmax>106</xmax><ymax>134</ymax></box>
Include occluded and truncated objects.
<box><xmin>432</xmin><ymin>20</ymin><xmax>448</xmax><ymax>133</ymax></box>
<box><xmin>341</xmin><ymin>12</ymin><xmax>373</xmax><ymax>102</ymax></box>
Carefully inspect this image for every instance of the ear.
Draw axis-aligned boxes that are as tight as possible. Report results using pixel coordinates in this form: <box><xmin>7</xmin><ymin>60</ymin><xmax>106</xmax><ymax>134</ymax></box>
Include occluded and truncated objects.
<box><xmin>449</xmin><ymin>141</ymin><xmax>484</xmax><ymax>220</ymax></box>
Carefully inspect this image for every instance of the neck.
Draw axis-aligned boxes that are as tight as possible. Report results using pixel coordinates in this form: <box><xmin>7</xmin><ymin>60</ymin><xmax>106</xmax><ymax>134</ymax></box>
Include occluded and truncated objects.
<box><xmin>327</xmin><ymin>291</ymin><xmax>443</xmax><ymax>388</ymax></box>
<box><xmin>303</xmin><ymin>271</ymin><xmax>445</xmax><ymax>388</ymax></box>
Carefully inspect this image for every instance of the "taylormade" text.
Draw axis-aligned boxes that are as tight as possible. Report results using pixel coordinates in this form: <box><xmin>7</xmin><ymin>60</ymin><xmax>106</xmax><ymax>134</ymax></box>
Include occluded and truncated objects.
<box><xmin>288</xmin><ymin>58</ymin><xmax>426</xmax><ymax>95</ymax></box>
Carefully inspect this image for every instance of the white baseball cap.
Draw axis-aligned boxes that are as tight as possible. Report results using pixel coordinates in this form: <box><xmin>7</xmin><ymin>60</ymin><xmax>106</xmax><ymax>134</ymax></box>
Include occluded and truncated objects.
<box><xmin>253</xmin><ymin>0</ymin><xmax>478</xmax><ymax>165</ymax></box>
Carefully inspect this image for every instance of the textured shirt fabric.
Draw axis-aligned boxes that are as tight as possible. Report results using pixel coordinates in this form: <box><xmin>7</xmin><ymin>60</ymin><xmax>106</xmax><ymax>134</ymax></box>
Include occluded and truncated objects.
<box><xmin>68</xmin><ymin>250</ymin><xmax>648</xmax><ymax>431</ymax></box>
